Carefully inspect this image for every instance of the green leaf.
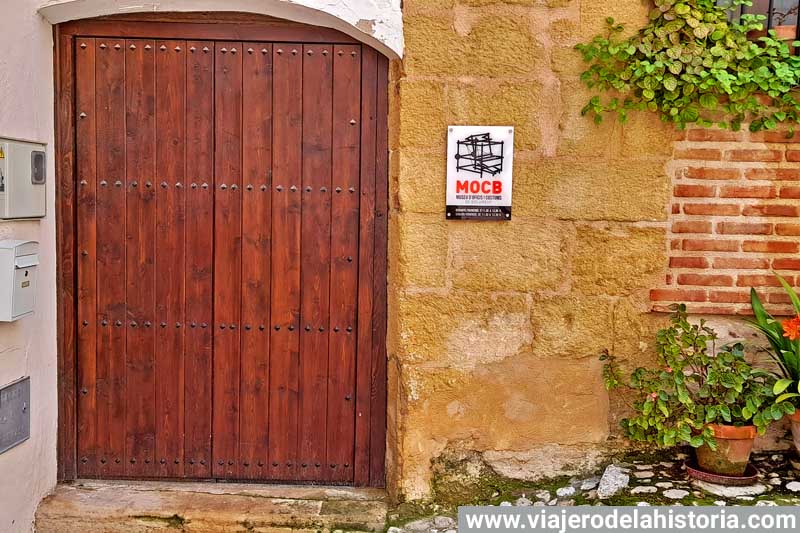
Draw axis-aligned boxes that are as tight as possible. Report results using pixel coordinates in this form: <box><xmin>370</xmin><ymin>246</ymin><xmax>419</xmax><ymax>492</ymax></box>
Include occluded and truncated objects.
<box><xmin>774</xmin><ymin>378</ymin><xmax>794</xmax><ymax>395</ymax></box>
<box><xmin>776</xmin><ymin>274</ymin><xmax>800</xmax><ymax>315</ymax></box>
<box><xmin>777</xmin><ymin>392</ymin><xmax>800</xmax><ymax>404</ymax></box>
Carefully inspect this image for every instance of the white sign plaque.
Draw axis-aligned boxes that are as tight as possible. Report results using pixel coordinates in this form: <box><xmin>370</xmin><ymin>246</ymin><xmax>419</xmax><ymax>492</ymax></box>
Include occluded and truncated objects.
<box><xmin>446</xmin><ymin>125</ymin><xmax>514</xmax><ymax>221</ymax></box>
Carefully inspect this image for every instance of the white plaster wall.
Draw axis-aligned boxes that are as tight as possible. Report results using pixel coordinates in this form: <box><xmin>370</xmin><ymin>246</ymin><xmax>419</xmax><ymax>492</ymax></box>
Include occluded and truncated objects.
<box><xmin>39</xmin><ymin>0</ymin><xmax>404</xmax><ymax>58</ymax></box>
<box><xmin>0</xmin><ymin>0</ymin><xmax>401</xmax><ymax>530</ymax></box>
<box><xmin>0</xmin><ymin>2</ymin><xmax>59</xmax><ymax>532</ymax></box>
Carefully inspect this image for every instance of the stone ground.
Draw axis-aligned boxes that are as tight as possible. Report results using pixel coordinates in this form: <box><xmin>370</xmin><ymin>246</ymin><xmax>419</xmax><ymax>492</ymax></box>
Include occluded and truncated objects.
<box><xmin>388</xmin><ymin>450</ymin><xmax>800</xmax><ymax>533</ymax></box>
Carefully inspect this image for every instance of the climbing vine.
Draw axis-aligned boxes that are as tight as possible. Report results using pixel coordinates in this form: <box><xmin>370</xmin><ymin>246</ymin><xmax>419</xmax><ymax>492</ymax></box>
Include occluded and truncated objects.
<box><xmin>576</xmin><ymin>0</ymin><xmax>800</xmax><ymax>131</ymax></box>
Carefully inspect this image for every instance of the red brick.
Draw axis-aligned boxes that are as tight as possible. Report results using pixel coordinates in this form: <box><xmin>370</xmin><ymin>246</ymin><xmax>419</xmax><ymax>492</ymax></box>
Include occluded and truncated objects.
<box><xmin>675</xmin><ymin>148</ymin><xmax>722</xmax><ymax>161</ymax></box>
<box><xmin>776</xmin><ymin>224</ymin><xmax>800</xmax><ymax>236</ymax></box>
<box><xmin>715</xmin><ymin>222</ymin><xmax>773</xmax><ymax>235</ymax></box>
<box><xmin>683</xmin><ymin>239</ymin><xmax>740</xmax><ymax>252</ymax></box>
<box><xmin>750</xmin><ymin>130</ymin><xmax>800</xmax><ymax>143</ymax></box>
<box><xmin>769</xmin><ymin>292</ymin><xmax>793</xmax><ymax>304</ymax></box>
<box><xmin>709</xmin><ymin>291</ymin><xmax>751</xmax><ymax>303</ymax></box>
<box><xmin>683</xmin><ymin>203</ymin><xmax>741</xmax><ymax>216</ymax></box>
<box><xmin>677</xmin><ymin>273</ymin><xmax>734</xmax><ymax>286</ymax></box>
<box><xmin>669</xmin><ymin>256</ymin><xmax>709</xmax><ymax>269</ymax></box>
<box><xmin>683</xmin><ymin>167</ymin><xmax>740</xmax><ymax>180</ymax></box>
<box><xmin>786</xmin><ymin>150</ymin><xmax>800</xmax><ymax>162</ymax></box>
<box><xmin>780</xmin><ymin>186</ymin><xmax>800</xmax><ymax>199</ymax></box>
<box><xmin>720</xmin><ymin>185</ymin><xmax>777</xmax><ymax>198</ymax></box>
<box><xmin>712</xmin><ymin>257</ymin><xmax>769</xmax><ymax>270</ymax></box>
<box><xmin>650</xmin><ymin>288</ymin><xmax>708</xmax><ymax>302</ymax></box>
<box><xmin>672</xmin><ymin>221</ymin><xmax>712</xmax><ymax>233</ymax></box>
<box><xmin>675</xmin><ymin>184</ymin><xmax>716</xmax><ymax>197</ymax></box>
<box><xmin>742</xmin><ymin>240</ymin><xmax>800</xmax><ymax>253</ymax></box>
<box><xmin>762</xmin><ymin>304</ymin><xmax>796</xmax><ymax>317</ymax></box>
<box><xmin>687</xmin><ymin>305</ymin><xmax>740</xmax><ymax>315</ymax></box>
<box><xmin>737</xmin><ymin>275</ymin><xmax>788</xmax><ymax>287</ymax></box>
<box><xmin>670</xmin><ymin>239</ymin><xmax>682</xmax><ymax>250</ymax></box>
<box><xmin>671</xmin><ymin>203</ymin><xmax>681</xmax><ymax>214</ymax></box>
<box><xmin>773</xmin><ymin>258</ymin><xmax>800</xmax><ymax>270</ymax></box>
<box><xmin>727</xmin><ymin>149</ymin><xmax>783</xmax><ymax>162</ymax></box>
<box><xmin>742</xmin><ymin>205</ymin><xmax>800</xmax><ymax>217</ymax></box>
<box><xmin>745</xmin><ymin>168</ymin><xmax>800</xmax><ymax>181</ymax></box>
<box><xmin>687</xmin><ymin>129</ymin><xmax>742</xmax><ymax>142</ymax></box>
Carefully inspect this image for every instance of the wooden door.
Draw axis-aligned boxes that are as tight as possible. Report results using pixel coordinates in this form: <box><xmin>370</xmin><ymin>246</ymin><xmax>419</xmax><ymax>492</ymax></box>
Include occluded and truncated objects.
<box><xmin>63</xmin><ymin>18</ymin><xmax>387</xmax><ymax>486</ymax></box>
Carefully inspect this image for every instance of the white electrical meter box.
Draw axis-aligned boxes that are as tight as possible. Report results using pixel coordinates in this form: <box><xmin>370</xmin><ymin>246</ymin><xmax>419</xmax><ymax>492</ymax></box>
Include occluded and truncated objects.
<box><xmin>0</xmin><ymin>139</ymin><xmax>47</xmax><ymax>219</ymax></box>
<box><xmin>0</xmin><ymin>240</ymin><xmax>39</xmax><ymax>321</ymax></box>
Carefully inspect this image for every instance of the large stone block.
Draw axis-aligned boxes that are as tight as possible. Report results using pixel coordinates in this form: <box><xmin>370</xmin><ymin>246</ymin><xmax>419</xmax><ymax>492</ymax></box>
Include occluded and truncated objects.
<box><xmin>403</xmin><ymin>13</ymin><xmax>540</xmax><ymax>78</ymax></box>
<box><xmin>397</xmin><ymin>151</ymin><xmax>446</xmax><ymax>214</ymax></box>
<box><xmin>397</xmin><ymin>213</ymin><xmax>449</xmax><ymax>288</ymax></box>
<box><xmin>611</xmin><ymin>297</ymin><xmax>668</xmax><ymax>368</ymax></box>
<box><xmin>555</xmin><ymin>77</ymin><xmax>624</xmax><ymax>159</ymax></box>
<box><xmin>580</xmin><ymin>0</ymin><xmax>649</xmax><ymax>37</ymax></box>
<box><xmin>395</xmin><ymin>291</ymin><xmax>531</xmax><ymax>366</ymax></box>
<box><xmin>399</xmin><ymin>79</ymin><xmax>447</xmax><ymax>149</ymax></box>
<box><xmin>621</xmin><ymin>112</ymin><xmax>677</xmax><ymax>159</ymax></box>
<box><xmin>403</xmin><ymin>0</ymin><xmax>456</xmax><ymax>14</ymax></box>
<box><xmin>530</xmin><ymin>295</ymin><xmax>615</xmax><ymax>359</ymax></box>
<box><xmin>448</xmin><ymin>81</ymin><xmax>542</xmax><ymax>151</ymax></box>
<box><xmin>448</xmin><ymin>218</ymin><xmax>572</xmax><ymax>292</ymax></box>
<box><xmin>397</xmin><ymin>356</ymin><xmax>610</xmax><ymax>497</ymax></box>
<box><xmin>513</xmin><ymin>158</ymin><xmax>670</xmax><ymax>221</ymax></box>
<box><xmin>572</xmin><ymin>224</ymin><xmax>667</xmax><ymax>296</ymax></box>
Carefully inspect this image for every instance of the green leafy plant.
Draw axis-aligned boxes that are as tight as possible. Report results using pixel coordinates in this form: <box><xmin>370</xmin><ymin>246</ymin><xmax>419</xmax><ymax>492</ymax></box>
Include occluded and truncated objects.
<box><xmin>576</xmin><ymin>0</ymin><xmax>800</xmax><ymax>131</ymax></box>
<box><xmin>602</xmin><ymin>305</ymin><xmax>781</xmax><ymax>449</ymax></box>
<box><xmin>749</xmin><ymin>274</ymin><xmax>800</xmax><ymax>406</ymax></box>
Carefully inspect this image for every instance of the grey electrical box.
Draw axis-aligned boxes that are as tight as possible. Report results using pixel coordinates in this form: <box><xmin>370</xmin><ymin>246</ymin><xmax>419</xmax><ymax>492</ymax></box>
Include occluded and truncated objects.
<box><xmin>0</xmin><ymin>377</ymin><xmax>30</xmax><ymax>455</ymax></box>
<box><xmin>0</xmin><ymin>240</ymin><xmax>39</xmax><ymax>321</ymax></box>
<box><xmin>0</xmin><ymin>138</ymin><xmax>47</xmax><ymax>219</ymax></box>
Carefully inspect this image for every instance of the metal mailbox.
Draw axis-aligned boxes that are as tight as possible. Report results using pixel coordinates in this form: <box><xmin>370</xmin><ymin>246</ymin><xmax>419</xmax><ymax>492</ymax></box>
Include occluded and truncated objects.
<box><xmin>0</xmin><ymin>240</ymin><xmax>39</xmax><ymax>321</ymax></box>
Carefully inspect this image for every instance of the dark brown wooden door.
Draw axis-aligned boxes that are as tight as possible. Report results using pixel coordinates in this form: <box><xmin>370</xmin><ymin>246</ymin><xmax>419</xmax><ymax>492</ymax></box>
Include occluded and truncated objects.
<box><xmin>71</xmin><ymin>32</ymin><xmax>386</xmax><ymax>484</ymax></box>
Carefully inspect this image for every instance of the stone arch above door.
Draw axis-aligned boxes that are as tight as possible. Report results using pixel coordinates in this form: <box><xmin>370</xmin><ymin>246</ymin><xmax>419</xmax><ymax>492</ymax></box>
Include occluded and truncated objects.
<box><xmin>38</xmin><ymin>0</ymin><xmax>403</xmax><ymax>59</ymax></box>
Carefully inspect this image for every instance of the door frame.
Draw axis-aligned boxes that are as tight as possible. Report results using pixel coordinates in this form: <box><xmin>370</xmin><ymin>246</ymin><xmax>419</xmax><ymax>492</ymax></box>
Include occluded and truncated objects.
<box><xmin>54</xmin><ymin>13</ymin><xmax>389</xmax><ymax>487</ymax></box>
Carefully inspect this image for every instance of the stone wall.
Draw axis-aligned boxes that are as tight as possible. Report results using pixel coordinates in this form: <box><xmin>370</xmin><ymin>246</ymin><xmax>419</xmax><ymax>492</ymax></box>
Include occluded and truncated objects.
<box><xmin>389</xmin><ymin>0</ymin><xmax>677</xmax><ymax>500</ymax></box>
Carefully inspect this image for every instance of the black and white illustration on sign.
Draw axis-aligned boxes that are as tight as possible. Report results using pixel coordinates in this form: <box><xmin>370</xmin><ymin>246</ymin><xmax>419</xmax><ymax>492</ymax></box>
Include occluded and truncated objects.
<box><xmin>446</xmin><ymin>126</ymin><xmax>514</xmax><ymax>221</ymax></box>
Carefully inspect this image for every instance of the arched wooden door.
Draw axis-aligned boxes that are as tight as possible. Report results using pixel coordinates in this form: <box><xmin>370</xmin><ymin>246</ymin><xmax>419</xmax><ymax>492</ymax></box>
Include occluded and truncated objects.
<box><xmin>55</xmin><ymin>15</ymin><xmax>388</xmax><ymax>486</ymax></box>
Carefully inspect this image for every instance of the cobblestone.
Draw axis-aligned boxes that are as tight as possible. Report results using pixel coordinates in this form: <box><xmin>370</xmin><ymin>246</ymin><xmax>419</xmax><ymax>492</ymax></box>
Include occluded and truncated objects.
<box><xmin>389</xmin><ymin>451</ymin><xmax>800</xmax><ymax>533</ymax></box>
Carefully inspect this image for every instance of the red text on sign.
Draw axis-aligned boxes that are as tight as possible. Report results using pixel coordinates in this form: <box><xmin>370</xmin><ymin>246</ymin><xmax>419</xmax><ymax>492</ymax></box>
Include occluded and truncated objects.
<box><xmin>456</xmin><ymin>180</ymin><xmax>503</xmax><ymax>194</ymax></box>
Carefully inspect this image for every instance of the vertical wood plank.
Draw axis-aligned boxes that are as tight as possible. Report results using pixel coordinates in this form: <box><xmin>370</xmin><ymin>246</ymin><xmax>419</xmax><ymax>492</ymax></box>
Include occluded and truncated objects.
<box><xmin>354</xmin><ymin>46</ymin><xmax>378</xmax><ymax>487</ymax></box>
<box><xmin>297</xmin><ymin>43</ymin><xmax>333</xmax><ymax>482</ymax></box>
<box><xmin>184</xmin><ymin>40</ymin><xmax>215</xmax><ymax>479</ymax></box>
<box><xmin>269</xmin><ymin>43</ymin><xmax>303</xmax><ymax>481</ymax></box>
<box><xmin>240</xmin><ymin>42</ymin><xmax>273</xmax><ymax>479</ymax></box>
<box><xmin>326</xmin><ymin>43</ymin><xmax>361</xmax><ymax>484</ymax></box>
<box><xmin>213</xmin><ymin>41</ymin><xmax>243</xmax><ymax>479</ymax></box>
<box><xmin>155</xmin><ymin>40</ymin><xmax>187</xmax><ymax>477</ymax></box>
<box><xmin>75</xmin><ymin>36</ymin><xmax>98</xmax><ymax>478</ymax></box>
<box><xmin>369</xmin><ymin>53</ymin><xmax>390</xmax><ymax>487</ymax></box>
<box><xmin>57</xmin><ymin>31</ymin><xmax>78</xmax><ymax>481</ymax></box>
<box><xmin>95</xmin><ymin>38</ymin><xmax>127</xmax><ymax>477</ymax></box>
<box><xmin>124</xmin><ymin>38</ymin><xmax>157</xmax><ymax>477</ymax></box>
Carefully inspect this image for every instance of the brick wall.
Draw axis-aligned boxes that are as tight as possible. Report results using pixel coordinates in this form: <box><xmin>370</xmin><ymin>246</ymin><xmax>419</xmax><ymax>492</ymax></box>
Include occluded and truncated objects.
<box><xmin>651</xmin><ymin>128</ymin><xmax>800</xmax><ymax>315</ymax></box>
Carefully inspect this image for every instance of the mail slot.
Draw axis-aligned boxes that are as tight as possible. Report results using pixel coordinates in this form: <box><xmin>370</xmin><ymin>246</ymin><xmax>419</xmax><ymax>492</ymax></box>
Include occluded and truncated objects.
<box><xmin>0</xmin><ymin>240</ymin><xmax>38</xmax><ymax>321</ymax></box>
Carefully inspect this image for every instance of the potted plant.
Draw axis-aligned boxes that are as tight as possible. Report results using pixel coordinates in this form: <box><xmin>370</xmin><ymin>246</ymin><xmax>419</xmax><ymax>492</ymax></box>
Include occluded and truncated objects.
<box><xmin>602</xmin><ymin>305</ymin><xmax>780</xmax><ymax>477</ymax></box>
<box><xmin>749</xmin><ymin>274</ymin><xmax>800</xmax><ymax>453</ymax></box>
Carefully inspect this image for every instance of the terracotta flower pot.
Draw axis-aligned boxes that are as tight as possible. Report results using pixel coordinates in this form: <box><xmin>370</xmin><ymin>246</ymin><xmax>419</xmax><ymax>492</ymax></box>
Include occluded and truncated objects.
<box><xmin>695</xmin><ymin>424</ymin><xmax>757</xmax><ymax>477</ymax></box>
<box><xmin>788</xmin><ymin>410</ymin><xmax>800</xmax><ymax>454</ymax></box>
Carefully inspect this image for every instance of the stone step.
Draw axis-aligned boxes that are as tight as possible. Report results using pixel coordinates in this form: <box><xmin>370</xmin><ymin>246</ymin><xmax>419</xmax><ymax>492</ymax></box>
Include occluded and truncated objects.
<box><xmin>35</xmin><ymin>480</ymin><xmax>387</xmax><ymax>533</ymax></box>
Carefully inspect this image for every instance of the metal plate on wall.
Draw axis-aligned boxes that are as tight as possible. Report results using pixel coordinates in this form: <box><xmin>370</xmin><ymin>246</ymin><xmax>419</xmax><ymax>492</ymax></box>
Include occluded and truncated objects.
<box><xmin>0</xmin><ymin>376</ymin><xmax>30</xmax><ymax>454</ymax></box>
